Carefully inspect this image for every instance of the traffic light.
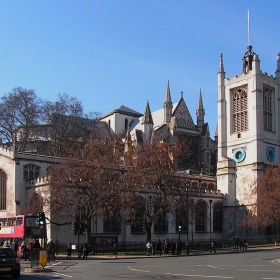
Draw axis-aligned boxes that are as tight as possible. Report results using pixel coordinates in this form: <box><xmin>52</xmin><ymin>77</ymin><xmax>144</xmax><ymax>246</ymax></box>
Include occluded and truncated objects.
<box><xmin>38</xmin><ymin>212</ymin><xmax>45</xmax><ymax>228</ymax></box>
<box><xmin>72</xmin><ymin>222</ymin><xmax>78</xmax><ymax>234</ymax></box>
<box><xmin>178</xmin><ymin>220</ymin><xmax>182</xmax><ymax>231</ymax></box>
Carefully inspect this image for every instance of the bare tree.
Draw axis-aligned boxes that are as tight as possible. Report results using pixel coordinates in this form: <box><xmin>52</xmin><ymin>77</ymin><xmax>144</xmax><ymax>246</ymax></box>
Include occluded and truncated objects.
<box><xmin>244</xmin><ymin>165</ymin><xmax>280</xmax><ymax>236</ymax></box>
<box><xmin>41</xmin><ymin>93</ymin><xmax>101</xmax><ymax>156</ymax></box>
<box><xmin>0</xmin><ymin>87</ymin><xmax>43</xmax><ymax>150</ymax></box>
<box><xmin>43</xmin><ymin>133</ymin><xmax>122</xmax><ymax>244</ymax></box>
<box><xmin>121</xmin><ymin>139</ymin><xmax>194</xmax><ymax>243</ymax></box>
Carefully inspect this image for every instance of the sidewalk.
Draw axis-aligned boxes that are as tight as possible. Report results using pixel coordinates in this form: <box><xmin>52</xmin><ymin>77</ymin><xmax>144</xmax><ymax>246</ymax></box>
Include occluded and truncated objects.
<box><xmin>55</xmin><ymin>245</ymin><xmax>280</xmax><ymax>261</ymax></box>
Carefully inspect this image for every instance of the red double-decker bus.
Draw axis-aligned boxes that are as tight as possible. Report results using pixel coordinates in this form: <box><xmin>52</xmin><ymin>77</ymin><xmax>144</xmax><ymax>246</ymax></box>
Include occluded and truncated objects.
<box><xmin>0</xmin><ymin>215</ymin><xmax>46</xmax><ymax>248</ymax></box>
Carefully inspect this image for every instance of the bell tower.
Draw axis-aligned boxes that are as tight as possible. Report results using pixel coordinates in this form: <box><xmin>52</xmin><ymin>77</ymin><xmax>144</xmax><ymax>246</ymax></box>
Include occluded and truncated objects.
<box><xmin>217</xmin><ymin>46</ymin><xmax>280</xmax><ymax>238</ymax></box>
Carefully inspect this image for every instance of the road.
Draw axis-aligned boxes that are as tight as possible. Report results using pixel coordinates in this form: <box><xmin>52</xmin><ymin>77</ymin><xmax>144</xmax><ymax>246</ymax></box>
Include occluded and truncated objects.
<box><xmin>7</xmin><ymin>249</ymin><xmax>280</xmax><ymax>279</ymax></box>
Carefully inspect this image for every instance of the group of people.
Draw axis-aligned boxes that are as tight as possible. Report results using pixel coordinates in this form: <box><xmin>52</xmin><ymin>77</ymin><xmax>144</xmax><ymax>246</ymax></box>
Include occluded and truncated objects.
<box><xmin>78</xmin><ymin>243</ymin><xmax>89</xmax><ymax>259</ymax></box>
<box><xmin>233</xmin><ymin>236</ymin><xmax>248</xmax><ymax>251</ymax></box>
<box><xmin>146</xmin><ymin>238</ymin><xmax>183</xmax><ymax>256</ymax></box>
<box><xmin>0</xmin><ymin>238</ymin><xmax>43</xmax><ymax>260</ymax></box>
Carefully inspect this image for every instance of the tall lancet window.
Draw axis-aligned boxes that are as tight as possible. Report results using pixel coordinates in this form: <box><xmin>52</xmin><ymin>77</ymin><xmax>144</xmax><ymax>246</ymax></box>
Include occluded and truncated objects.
<box><xmin>232</xmin><ymin>87</ymin><xmax>248</xmax><ymax>133</ymax></box>
<box><xmin>263</xmin><ymin>86</ymin><xmax>274</xmax><ymax>132</ymax></box>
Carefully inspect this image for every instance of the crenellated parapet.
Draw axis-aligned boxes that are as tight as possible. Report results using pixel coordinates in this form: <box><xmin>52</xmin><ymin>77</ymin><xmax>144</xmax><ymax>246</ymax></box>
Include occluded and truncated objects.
<box><xmin>0</xmin><ymin>144</ymin><xmax>14</xmax><ymax>159</ymax></box>
<box><xmin>25</xmin><ymin>175</ymin><xmax>50</xmax><ymax>188</ymax></box>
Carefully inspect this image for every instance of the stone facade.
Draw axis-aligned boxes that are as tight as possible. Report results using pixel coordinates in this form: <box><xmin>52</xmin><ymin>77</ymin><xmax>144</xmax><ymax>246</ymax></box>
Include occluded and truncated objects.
<box><xmin>217</xmin><ymin>47</ymin><xmax>280</xmax><ymax>238</ymax></box>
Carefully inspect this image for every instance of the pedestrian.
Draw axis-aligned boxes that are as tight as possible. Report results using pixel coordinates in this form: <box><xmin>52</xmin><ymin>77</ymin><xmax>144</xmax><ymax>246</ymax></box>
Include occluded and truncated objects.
<box><xmin>83</xmin><ymin>243</ymin><xmax>88</xmax><ymax>259</ymax></box>
<box><xmin>210</xmin><ymin>239</ymin><xmax>216</xmax><ymax>253</ymax></box>
<box><xmin>171</xmin><ymin>239</ymin><xmax>176</xmax><ymax>255</ymax></box>
<box><xmin>3</xmin><ymin>240</ymin><xmax>9</xmax><ymax>247</ymax></box>
<box><xmin>78</xmin><ymin>243</ymin><xmax>83</xmax><ymax>259</ymax></box>
<box><xmin>233</xmin><ymin>236</ymin><xmax>239</xmax><ymax>252</ymax></box>
<box><xmin>151</xmin><ymin>239</ymin><xmax>156</xmax><ymax>255</ymax></box>
<box><xmin>146</xmin><ymin>241</ymin><xmax>152</xmax><ymax>256</ymax></box>
<box><xmin>156</xmin><ymin>239</ymin><xmax>162</xmax><ymax>256</ymax></box>
<box><xmin>66</xmin><ymin>242</ymin><xmax>72</xmax><ymax>258</ymax></box>
<box><xmin>21</xmin><ymin>240</ymin><xmax>27</xmax><ymax>260</ymax></box>
<box><xmin>176</xmin><ymin>239</ymin><xmax>181</xmax><ymax>255</ymax></box>
<box><xmin>239</xmin><ymin>239</ymin><xmax>244</xmax><ymax>250</ymax></box>
<box><xmin>243</xmin><ymin>238</ymin><xmax>248</xmax><ymax>250</ymax></box>
<box><xmin>163</xmin><ymin>240</ymin><xmax>168</xmax><ymax>256</ymax></box>
<box><xmin>33</xmin><ymin>239</ymin><xmax>41</xmax><ymax>250</ymax></box>
<box><xmin>11</xmin><ymin>238</ymin><xmax>18</xmax><ymax>253</ymax></box>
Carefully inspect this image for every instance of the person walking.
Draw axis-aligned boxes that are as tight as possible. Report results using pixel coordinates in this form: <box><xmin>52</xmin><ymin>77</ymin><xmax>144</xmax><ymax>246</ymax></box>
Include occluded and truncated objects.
<box><xmin>21</xmin><ymin>240</ymin><xmax>27</xmax><ymax>260</ymax></box>
<box><xmin>210</xmin><ymin>239</ymin><xmax>216</xmax><ymax>253</ymax></box>
<box><xmin>66</xmin><ymin>242</ymin><xmax>72</xmax><ymax>258</ymax></box>
<box><xmin>82</xmin><ymin>243</ymin><xmax>88</xmax><ymax>259</ymax></box>
<box><xmin>156</xmin><ymin>239</ymin><xmax>162</xmax><ymax>256</ymax></box>
<box><xmin>11</xmin><ymin>239</ymin><xmax>18</xmax><ymax>254</ymax></box>
<box><xmin>171</xmin><ymin>239</ymin><xmax>176</xmax><ymax>255</ymax></box>
<box><xmin>151</xmin><ymin>239</ymin><xmax>156</xmax><ymax>256</ymax></box>
<box><xmin>146</xmin><ymin>241</ymin><xmax>152</xmax><ymax>256</ymax></box>
<box><xmin>233</xmin><ymin>236</ymin><xmax>239</xmax><ymax>252</ymax></box>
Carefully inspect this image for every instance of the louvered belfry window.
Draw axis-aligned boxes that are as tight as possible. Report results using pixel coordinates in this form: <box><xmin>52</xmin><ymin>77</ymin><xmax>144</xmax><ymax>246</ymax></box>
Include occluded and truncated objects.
<box><xmin>232</xmin><ymin>87</ymin><xmax>248</xmax><ymax>133</ymax></box>
<box><xmin>263</xmin><ymin>86</ymin><xmax>273</xmax><ymax>132</ymax></box>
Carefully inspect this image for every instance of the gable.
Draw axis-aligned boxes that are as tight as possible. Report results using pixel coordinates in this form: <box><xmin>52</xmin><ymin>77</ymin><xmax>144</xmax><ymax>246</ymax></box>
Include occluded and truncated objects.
<box><xmin>173</xmin><ymin>99</ymin><xmax>195</xmax><ymax>130</ymax></box>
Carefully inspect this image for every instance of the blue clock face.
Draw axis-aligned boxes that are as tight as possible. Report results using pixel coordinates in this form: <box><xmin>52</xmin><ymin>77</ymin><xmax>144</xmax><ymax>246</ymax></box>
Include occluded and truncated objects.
<box><xmin>266</xmin><ymin>147</ymin><xmax>275</xmax><ymax>162</ymax></box>
<box><xmin>233</xmin><ymin>148</ymin><xmax>246</xmax><ymax>163</ymax></box>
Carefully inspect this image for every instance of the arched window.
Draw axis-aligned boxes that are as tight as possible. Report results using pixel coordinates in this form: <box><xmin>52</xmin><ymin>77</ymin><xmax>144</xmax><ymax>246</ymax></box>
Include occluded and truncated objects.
<box><xmin>131</xmin><ymin>196</ymin><xmax>145</xmax><ymax>234</ymax></box>
<box><xmin>195</xmin><ymin>201</ymin><xmax>207</xmax><ymax>232</ymax></box>
<box><xmin>23</xmin><ymin>164</ymin><xmax>40</xmax><ymax>180</ymax></box>
<box><xmin>213</xmin><ymin>202</ymin><xmax>222</xmax><ymax>232</ymax></box>
<box><xmin>0</xmin><ymin>169</ymin><xmax>7</xmax><ymax>210</ymax></box>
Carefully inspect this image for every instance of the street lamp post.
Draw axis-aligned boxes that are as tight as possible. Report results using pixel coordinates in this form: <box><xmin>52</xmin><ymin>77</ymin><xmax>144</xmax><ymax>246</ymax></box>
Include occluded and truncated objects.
<box><xmin>209</xmin><ymin>200</ymin><xmax>212</xmax><ymax>243</ymax></box>
<box><xmin>245</xmin><ymin>209</ymin><xmax>248</xmax><ymax>238</ymax></box>
<box><xmin>186</xmin><ymin>180</ymin><xmax>191</xmax><ymax>255</ymax></box>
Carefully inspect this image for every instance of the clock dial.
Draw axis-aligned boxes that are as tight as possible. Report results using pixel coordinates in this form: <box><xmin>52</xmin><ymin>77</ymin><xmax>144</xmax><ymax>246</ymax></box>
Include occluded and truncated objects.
<box><xmin>233</xmin><ymin>148</ymin><xmax>246</xmax><ymax>163</ymax></box>
<box><xmin>266</xmin><ymin>147</ymin><xmax>275</xmax><ymax>162</ymax></box>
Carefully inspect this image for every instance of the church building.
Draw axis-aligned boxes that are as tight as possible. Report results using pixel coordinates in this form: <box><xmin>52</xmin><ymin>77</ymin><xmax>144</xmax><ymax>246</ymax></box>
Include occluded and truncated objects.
<box><xmin>217</xmin><ymin>46</ymin><xmax>280</xmax><ymax>239</ymax></box>
<box><xmin>99</xmin><ymin>81</ymin><xmax>218</xmax><ymax>176</ymax></box>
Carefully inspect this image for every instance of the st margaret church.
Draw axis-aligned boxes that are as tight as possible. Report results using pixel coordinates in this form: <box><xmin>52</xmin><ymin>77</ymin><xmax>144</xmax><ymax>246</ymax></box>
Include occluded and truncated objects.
<box><xmin>0</xmin><ymin>44</ymin><xmax>279</xmax><ymax>247</ymax></box>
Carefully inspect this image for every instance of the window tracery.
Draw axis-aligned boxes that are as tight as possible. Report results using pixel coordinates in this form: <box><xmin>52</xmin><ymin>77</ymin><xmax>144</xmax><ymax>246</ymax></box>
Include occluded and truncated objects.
<box><xmin>263</xmin><ymin>86</ymin><xmax>273</xmax><ymax>132</ymax></box>
<box><xmin>232</xmin><ymin>87</ymin><xmax>248</xmax><ymax>133</ymax></box>
<box><xmin>23</xmin><ymin>164</ymin><xmax>40</xmax><ymax>180</ymax></box>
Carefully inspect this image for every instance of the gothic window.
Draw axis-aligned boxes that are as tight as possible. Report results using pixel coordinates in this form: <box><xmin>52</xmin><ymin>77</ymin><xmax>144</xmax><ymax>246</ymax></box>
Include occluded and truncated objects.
<box><xmin>213</xmin><ymin>202</ymin><xmax>222</xmax><ymax>232</ymax></box>
<box><xmin>0</xmin><ymin>169</ymin><xmax>7</xmax><ymax>210</ymax></box>
<box><xmin>208</xmin><ymin>183</ymin><xmax>216</xmax><ymax>191</ymax></box>
<box><xmin>263</xmin><ymin>86</ymin><xmax>274</xmax><ymax>132</ymax></box>
<box><xmin>23</xmin><ymin>164</ymin><xmax>40</xmax><ymax>180</ymax></box>
<box><xmin>154</xmin><ymin>199</ymin><xmax>168</xmax><ymax>233</ymax></box>
<box><xmin>195</xmin><ymin>201</ymin><xmax>207</xmax><ymax>232</ymax></box>
<box><xmin>131</xmin><ymin>196</ymin><xmax>145</xmax><ymax>234</ymax></box>
<box><xmin>232</xmin><ymin>87</ymin><xmax>248</xmax><ymax>133</ymax></box>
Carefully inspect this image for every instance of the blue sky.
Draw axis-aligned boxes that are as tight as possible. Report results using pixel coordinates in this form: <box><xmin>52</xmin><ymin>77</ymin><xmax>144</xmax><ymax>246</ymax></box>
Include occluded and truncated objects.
<box><xmin>0</xmin><ymin>1</ymin><xmax>279</xmax><ymax>137</ymax></box>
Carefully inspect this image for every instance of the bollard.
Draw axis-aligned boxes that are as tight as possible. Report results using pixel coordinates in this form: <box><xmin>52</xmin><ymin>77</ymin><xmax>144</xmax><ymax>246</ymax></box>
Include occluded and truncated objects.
<box><xmin>275</xmin><ymin>241</ymin><xmax>277</xmax><ymax>247</ymax></box>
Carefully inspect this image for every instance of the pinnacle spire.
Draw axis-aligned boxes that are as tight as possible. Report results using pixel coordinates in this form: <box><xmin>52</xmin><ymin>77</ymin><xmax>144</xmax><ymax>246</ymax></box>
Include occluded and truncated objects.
<box><xmin>196</xmin><ymin>88</ymin><xmax>205</xmax><ymax>117</ymax></box>
<box><xmin>142</xmin><ymin>100</ymin><xmax>154</xmax><ymax>125</ymax></box>
<box><xmin>219</xmin><ymin>53</ymin><xmax>224</xmax><ymax>72</ymax></box>
<box><xmin>165</xmin><ymin>80</ymin><xmax>171</xmax><ymax>103</ymax></box>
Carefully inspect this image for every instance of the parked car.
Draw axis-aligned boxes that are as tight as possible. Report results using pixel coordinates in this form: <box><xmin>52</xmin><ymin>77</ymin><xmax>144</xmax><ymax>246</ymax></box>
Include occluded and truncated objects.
<box><xmin>0</xmin><ymin>247</ymin><xmax>20</xmax><ymax>279</ymax></box>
